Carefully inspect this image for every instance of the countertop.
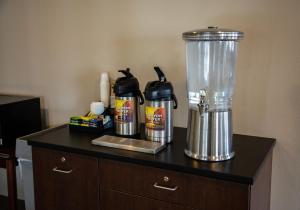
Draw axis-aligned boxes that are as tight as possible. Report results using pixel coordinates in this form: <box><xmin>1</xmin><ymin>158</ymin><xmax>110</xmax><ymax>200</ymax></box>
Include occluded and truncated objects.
<box><xmin>21</xmin><ymin>124</ymin><xmax>275</xmax><ymax>185</ymax></box>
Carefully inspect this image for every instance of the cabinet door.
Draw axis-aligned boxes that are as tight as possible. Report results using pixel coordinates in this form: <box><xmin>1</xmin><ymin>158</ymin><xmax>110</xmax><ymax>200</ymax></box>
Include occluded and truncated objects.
<box><xmin>100</xmin><ymin>189</ymin><xmax>186</xmax><ymax>210</ymax></box>
<box><xmin>134</xmin><ymin>196</ymin><xmax>186</xmax><ymax>210</ymax></box>
<box><xmin>32</xmin><ymin>148</ymin><xmax>98</xmax><ymax>210</ymax></box>
<box><xmin>185</xmin><ymin>174</ymin><xmax>249</xmax><ymax>210</ymax></box>
<box><xmin>100</xmin><ymin>189</ymin><xmax>134</xmax><ymax>210</ymax></box>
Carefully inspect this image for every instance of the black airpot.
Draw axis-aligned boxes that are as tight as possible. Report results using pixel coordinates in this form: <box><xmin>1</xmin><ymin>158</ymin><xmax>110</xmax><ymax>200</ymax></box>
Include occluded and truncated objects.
<box><xmin>144</xmin><ymin>67</ymin><xmax>177</xmax><ymax>109</ymax></box>
<box><xmin>114</xmin><ymin>68</ymin><xmax>144</xmax><ymax>105</ymax></box>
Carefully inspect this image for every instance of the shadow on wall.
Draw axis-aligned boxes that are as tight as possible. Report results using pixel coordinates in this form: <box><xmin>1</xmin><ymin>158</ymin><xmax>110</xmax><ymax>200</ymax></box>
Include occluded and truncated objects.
<box><xmin>39</xmin><ymin>97</ymin><xmax>49</xmax><ymax>129</ymax></box>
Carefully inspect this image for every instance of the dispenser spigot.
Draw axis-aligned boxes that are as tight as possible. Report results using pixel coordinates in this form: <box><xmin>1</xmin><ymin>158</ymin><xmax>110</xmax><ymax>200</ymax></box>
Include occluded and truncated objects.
<box><xmin>197</xmin><ymin>95</ymin><xmax>208</xmax><ymax>115</ymax></box>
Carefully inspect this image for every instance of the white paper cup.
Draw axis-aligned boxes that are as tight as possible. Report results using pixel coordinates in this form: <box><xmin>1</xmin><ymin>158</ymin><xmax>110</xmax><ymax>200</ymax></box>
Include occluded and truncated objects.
<box><xmin>90</xmin><ymin>102</ymin><xmax>104</xmax><ymax>115</ymax></box>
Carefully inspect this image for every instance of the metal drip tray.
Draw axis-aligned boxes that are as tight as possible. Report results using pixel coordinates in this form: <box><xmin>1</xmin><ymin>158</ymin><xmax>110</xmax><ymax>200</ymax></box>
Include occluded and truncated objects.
<box><xmin>91</xmin><ymin>135</ymin><xmax>166</xmax><ymax>154</ymax></box>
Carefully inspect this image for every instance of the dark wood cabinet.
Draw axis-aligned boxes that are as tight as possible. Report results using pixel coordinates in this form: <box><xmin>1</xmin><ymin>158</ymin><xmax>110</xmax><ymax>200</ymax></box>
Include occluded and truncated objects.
<box><xmin>32</xmin><ymin>148</ymin><xmax>98</xmax><ymax>210</ymax></box>
<box><xmin>32</xmin><ymin>146</ymin><xmax>273</xmax><ymax>210</ymax></box>
<box><xmin>0</xmin><ymin>95</ymin><xmax>41</xmax><ymax>210</ymax></box>
<box><xmin>0</xmin><ymin>95</ymin><xmax>41</xmax><ymax>149</ymax></box>
<box><xmin>27</xmin><ymin>125</ymin><xmax>274</xmax><ymax>210</ymax></box>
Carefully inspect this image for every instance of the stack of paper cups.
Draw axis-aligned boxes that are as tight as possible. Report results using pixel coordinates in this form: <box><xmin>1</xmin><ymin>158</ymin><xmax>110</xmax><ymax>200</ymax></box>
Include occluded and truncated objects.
<box><xmin>100</xmin><ymin>72</ymin><xmax>110</xmax><ymax>107</ymax></box>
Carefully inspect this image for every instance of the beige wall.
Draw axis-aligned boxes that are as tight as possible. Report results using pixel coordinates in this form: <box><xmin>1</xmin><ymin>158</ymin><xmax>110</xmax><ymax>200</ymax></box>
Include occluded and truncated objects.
<box><xmin>0</xmin><ymin>0</ymin><xmax>299</xmax><ymax>209</ymax></box>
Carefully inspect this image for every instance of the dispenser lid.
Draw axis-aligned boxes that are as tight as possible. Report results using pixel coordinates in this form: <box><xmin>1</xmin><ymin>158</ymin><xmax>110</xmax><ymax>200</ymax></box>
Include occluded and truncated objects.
<box><xmin>144</xmin><ymin>67</ymin><xmax>175</xmax><ymax>101</ymax></box>
<box><xmin>182</xmin><ymin>26</ymin><xmax>244</xmax><ymax>41</ymax></box>
<box><xmin>114</xmin><ymin>68</ymin><xmax>141</xmax><ymax>96</ymax></box>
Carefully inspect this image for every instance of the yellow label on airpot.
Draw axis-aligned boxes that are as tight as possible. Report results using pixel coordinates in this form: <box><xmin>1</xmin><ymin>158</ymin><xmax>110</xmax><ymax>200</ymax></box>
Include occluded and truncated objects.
<box><xmin>145</xmin><ymin>106</ymin><xmax>165</xmax><ymax>130</ymax></box>
<box><xmin>114</xmin><ymin>99</ymin><xmax>134</xmax><ymax>123</ymax></box>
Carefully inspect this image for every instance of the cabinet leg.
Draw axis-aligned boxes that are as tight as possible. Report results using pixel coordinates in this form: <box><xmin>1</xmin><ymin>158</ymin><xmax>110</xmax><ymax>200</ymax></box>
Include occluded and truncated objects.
<box><xmin>6</xmin><ymin>158</ymin><xmax>17</xmax><ymax>210</ymax></box>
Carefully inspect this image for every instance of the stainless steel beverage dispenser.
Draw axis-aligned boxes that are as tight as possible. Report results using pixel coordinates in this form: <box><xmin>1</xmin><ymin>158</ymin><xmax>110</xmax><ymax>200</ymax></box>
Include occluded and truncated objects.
<box><xmin>182</xmin><ymin>27</ymin><xmax>244</xmax><ymax>161</ymax></box>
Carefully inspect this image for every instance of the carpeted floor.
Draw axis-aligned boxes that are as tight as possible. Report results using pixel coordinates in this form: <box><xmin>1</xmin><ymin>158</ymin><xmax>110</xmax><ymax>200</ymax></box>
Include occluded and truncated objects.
<box><xmin>0</xmin><ymin>195</ymin><xmax>25</xmax><ymax>210</ymax></box>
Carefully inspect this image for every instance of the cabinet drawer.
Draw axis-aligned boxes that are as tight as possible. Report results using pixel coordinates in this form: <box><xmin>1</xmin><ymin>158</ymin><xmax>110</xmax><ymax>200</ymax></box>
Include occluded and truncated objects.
<box><xmin>99</xmin><ymin>159</ymin><xmax>249</xmax><ymax>210</ymax></box>
<box><xmin>32</xmin><ymin>148</ymin><xmax>99</xmax><ymax>210</ymax></box>
<box><xmin>33</xmin><ymin>148</ymin><xmax>95</xmax><ymax>174</ymax></box>
<box><xmin>100</xmin><ymin>189</ymin><xmax>188</xmax><ymax>210</ymax></box>
<box><xmin>99</xmin><ymin>159</ymin><xmax>187</xmax><ymax>205</ymax></box>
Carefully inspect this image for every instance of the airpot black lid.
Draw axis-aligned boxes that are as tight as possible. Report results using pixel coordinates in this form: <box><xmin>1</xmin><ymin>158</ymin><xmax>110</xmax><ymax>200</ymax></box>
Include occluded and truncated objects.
<box><xmin>114</xmin><ymin>68</ymin><xmax>141</xmax><ymax>96</ymax></box>
<box><xmin>144</xmin><ymin>67</ymin><xmax>175</xmax><ymax>101</ymax></box>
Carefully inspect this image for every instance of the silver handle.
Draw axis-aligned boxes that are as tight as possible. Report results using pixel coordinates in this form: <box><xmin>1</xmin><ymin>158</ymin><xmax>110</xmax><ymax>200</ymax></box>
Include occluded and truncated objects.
<box><xmin>52</xmin><ymin>167</ymin><xmax>73</xmax><ymax>174</ymax></box>
<box><xmin>0</xmin><ymin>153</ymin><xmax>10</xmax><ymax>159</ymax></box>
<box><xmin>153</xmin><ymin>182</ymin><xmax>178</xmax><ymax>191</ymax></box>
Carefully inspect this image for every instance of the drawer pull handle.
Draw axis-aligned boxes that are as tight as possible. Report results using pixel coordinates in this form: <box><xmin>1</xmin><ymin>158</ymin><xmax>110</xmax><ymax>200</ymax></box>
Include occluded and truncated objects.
<box><xmin>0</xmin><ymin>153</ymin><xmax>10</xmax><ymax>159</ymax></box>
<box><xmin>52</xmin><ymin>167</ymin><xmax>73</xmax><ymax>174</ymax></box>
<box><xmin>153</xmin><ymin>182</ymin><xmax>178</xmax><ymax>191</ymax></box>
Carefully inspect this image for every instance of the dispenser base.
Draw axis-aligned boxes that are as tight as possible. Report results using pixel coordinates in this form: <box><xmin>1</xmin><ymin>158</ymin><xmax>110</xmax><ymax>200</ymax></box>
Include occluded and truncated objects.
<box><xmin>184</xmin><ymin>149</ymin><xmax>235</xmax><ymax>162</ymax></box>
<box><xmin>185</xmin><ymin>109</ymin><xmax>234</xmax><ymax>162</ymax></box>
